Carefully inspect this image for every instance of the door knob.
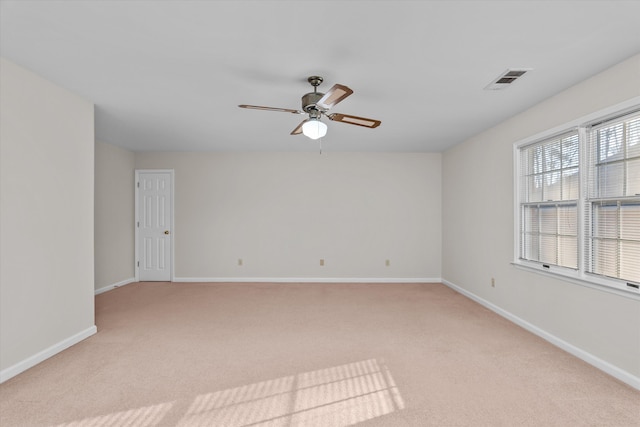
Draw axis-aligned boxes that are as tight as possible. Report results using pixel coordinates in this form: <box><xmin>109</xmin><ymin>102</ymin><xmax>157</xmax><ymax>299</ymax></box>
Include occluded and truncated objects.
<box><xmin>164</xmin><ymin>230</ymin><xmax>170</xmax><ymax>235</ymax></box>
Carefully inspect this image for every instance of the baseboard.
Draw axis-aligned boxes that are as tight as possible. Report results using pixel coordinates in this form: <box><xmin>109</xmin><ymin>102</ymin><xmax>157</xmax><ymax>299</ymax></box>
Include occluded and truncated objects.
<box><xmin>0</xmin><ymin>325</ymin><xmax>97</xmax><ymax>384</ymax></box>
<box><xmin>173</xmin><ymin>277</ymin><xmax>441</xmax><ymax>284</ymax></box>
<box><xmin>441</xmin><ymin>278</ymin><xmax>640</xmax><ymax>391</ymax></box>
<box><xmin>95</xmin><ymin>277</ymin><xmax>136</xmax><ymax>295</ymax></box>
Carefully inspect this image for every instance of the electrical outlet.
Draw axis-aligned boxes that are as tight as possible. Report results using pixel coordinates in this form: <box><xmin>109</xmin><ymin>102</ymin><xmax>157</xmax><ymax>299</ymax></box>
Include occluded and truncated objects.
<box><xmin>238</xmin><ymin>258</ymin><xmax>243</xmax><ymax>266</ymax></box>
<box><xmin>385</xmin><ymin>259</ymin><xmax>390</xmax><ymax>267</ymax></box>
<box><xmin>491</xmin><ymin>277</ymin><xmax>495</xmax><ymax>287</ymax></box>
<box><xmin>320</xmin><ymin>259</ymin><xmax>325</xmax><ymax>266</ymax></box>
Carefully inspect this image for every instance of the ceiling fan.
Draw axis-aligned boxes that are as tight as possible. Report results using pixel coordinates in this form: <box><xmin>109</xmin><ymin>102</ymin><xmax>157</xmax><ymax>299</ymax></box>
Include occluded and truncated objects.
<box><xmin>239</xmin><ymin>76</ymin><xmax>381</xmax><ymax>140</ymax></box>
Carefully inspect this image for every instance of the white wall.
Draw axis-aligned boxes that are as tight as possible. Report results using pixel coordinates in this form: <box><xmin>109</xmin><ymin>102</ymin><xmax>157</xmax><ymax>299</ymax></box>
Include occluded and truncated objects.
<box><xmin>0</xmin><ymin>58</ymin><xmax>95</xmax><ymax>380</ymax></box>
<box><xmin>95</xmin><ymin>141</ymin><xmax>135</xmax><ymax>292</ymax></box>
<box><xmin>442</xmin><ymin>54</ymin><xmax>640</xmax><ymax>383</ymax></box>
<box><xmin>135</xmin><ymin>151</ymin><xmax>441</xmax><ymax>280</ymax></box>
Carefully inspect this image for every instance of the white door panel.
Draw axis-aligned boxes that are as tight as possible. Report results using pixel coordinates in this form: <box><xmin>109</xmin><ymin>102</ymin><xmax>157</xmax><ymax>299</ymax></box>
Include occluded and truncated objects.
<box><xmin>138</xmin><ymin>172</ymin><xmax>172</xmax><ymax>281</ymax></box>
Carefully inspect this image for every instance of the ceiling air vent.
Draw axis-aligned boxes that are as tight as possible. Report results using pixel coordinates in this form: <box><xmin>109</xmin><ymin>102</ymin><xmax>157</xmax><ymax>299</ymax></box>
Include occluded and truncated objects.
<box><xmin>484</xmin><ymin>68</ymin><xmax>532</xmax><ymax>90</ymax></box>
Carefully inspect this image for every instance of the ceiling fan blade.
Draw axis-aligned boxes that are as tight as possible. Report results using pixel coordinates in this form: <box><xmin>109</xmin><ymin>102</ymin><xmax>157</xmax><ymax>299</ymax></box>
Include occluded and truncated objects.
<box><xmin>291</xmin><ymin>119</ymin><xmax>308</xmax><ymax>135</ymax></box>
<box><xmin>238</xmin><ymin>104</ymin><xmax>302</xmax><ymax>114</ymax></box>
<box><xmin>316</xmin><ymin>84</ymin><xmax>353</xmax><ymax>110</ymax></box>
<box><xmin>328</xmin><ymin>113</ymin><xmax>381</xmax><ymax>128</ymax></box>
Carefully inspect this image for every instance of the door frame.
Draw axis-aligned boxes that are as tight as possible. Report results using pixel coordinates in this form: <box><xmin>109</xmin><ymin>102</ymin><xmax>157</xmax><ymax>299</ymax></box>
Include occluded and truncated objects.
<box><xmin>134</xmin><ymin>169</ymin><xmax>175</xmax><ymax>282</ymax></box>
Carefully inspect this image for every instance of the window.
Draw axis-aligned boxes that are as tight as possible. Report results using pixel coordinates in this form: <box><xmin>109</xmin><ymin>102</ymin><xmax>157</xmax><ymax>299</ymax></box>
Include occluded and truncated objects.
<box><xmin>519</xmin><ymin>132</ymin><xmax>579</xmax><ymax>269</ymax></box>
<box><xmin>515</xmin><ymin>103</ymin><xmax>640</xmax><ymax>295</ymax></box>
<box><xmin>585</xmin><ymin>113</ymin><xmax>640</xmax><ymax>284</ymax></box>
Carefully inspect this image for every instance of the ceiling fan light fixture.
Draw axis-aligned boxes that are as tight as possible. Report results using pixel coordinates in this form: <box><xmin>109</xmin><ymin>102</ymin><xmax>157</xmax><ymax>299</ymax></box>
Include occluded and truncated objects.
<box><xmin>302</xmin><ymin>118</ymin><xmax>327</xmax><ymax>140</ymax></box>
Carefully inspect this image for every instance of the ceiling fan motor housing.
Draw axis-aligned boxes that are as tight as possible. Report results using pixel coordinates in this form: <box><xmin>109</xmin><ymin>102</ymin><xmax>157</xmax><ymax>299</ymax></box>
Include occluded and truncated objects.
<box><xmin>301</xmin><ymin>92</ymin><xmax>324</xmax><ymax>114</ymax></box>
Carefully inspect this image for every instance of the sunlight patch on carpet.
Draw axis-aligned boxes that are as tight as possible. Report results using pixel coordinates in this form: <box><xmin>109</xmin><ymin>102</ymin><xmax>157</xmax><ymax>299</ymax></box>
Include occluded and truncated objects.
<box><xmin>178</xmin><ymin>358</ymin><xmax>404</xmax><ymax>427</ymax></box>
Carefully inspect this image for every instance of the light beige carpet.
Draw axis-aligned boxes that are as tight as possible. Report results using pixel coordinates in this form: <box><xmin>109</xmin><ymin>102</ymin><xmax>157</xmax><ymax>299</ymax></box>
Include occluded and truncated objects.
<box><xmin>1</xmin><ymin>282</ymin><xmax>638</xmax><ymax>426</ymax></box>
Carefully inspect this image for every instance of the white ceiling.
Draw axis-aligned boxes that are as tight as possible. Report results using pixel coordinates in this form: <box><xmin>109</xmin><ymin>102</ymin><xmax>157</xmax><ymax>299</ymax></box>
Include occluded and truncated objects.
<box><xmin>2</xmin><ymin>0</ymin><xmax>640</xmax><ymax>153</ymax></box>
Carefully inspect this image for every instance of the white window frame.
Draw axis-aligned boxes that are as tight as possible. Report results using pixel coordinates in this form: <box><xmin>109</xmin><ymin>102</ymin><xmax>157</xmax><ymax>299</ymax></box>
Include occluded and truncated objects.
<box><xmin>513</xmin><ymin>96</ymin><xmax>640</xmax><ymax>299</ymax></box>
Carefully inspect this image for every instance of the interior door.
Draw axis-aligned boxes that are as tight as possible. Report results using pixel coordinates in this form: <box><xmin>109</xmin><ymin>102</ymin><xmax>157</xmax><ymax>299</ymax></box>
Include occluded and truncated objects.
<box><xmin>138</xmin><ymin>172</ymin><xmax>172</xmax><ymax>281</ymax></box>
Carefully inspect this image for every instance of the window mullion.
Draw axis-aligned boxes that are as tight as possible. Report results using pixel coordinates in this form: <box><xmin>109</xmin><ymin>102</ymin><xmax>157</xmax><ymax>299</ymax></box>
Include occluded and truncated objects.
<box><xmin>578</xmin><ymin>126</ymin><xmax>588</xmax><ymax>276</ymax></box>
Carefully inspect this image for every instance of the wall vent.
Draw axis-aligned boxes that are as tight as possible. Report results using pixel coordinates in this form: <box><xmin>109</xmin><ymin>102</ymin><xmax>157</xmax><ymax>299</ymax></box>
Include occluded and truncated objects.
<box><xmin>484</xmin><ymin>68</ymin><xmax>532</xmax><ymax>90</ymax></box>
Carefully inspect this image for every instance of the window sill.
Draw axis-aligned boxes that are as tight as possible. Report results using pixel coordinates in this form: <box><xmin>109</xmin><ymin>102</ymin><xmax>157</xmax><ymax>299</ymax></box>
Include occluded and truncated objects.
<box><xmin>511</xmin><ymin>261</ymin><xmax>640</xmax><ymax>301</ymax></box>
